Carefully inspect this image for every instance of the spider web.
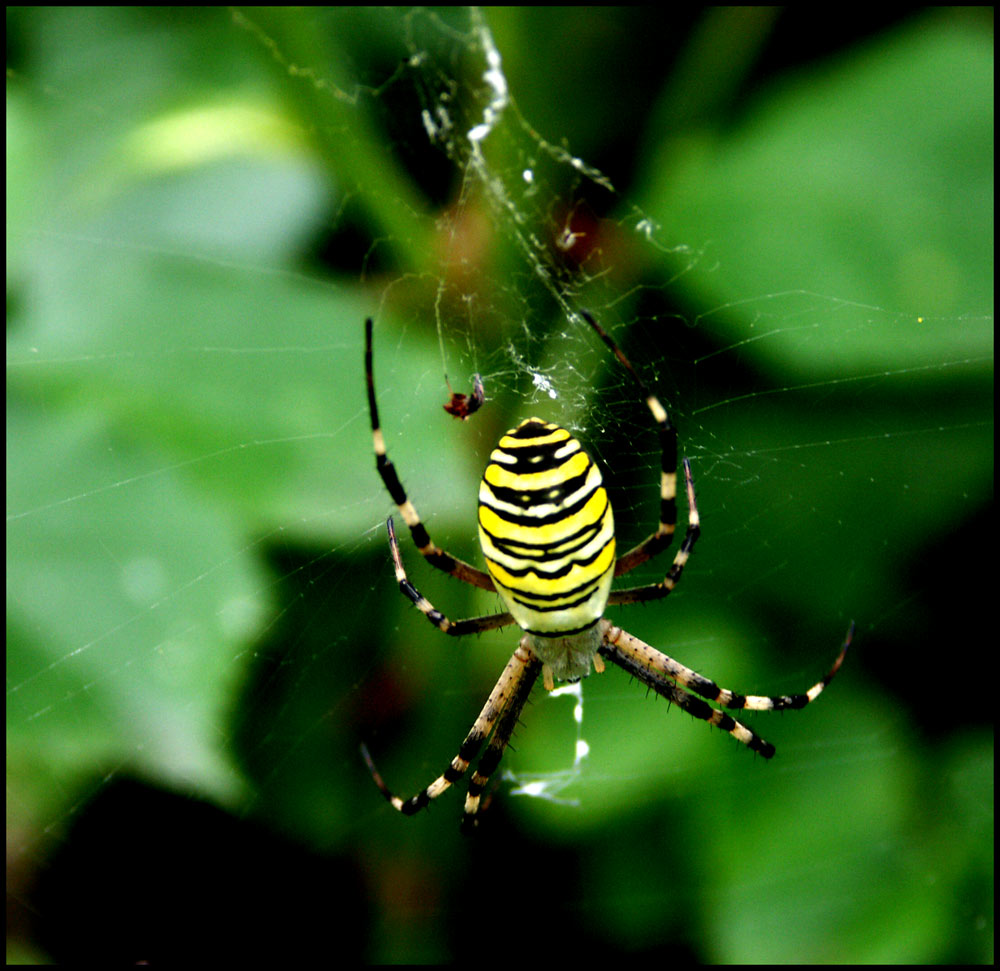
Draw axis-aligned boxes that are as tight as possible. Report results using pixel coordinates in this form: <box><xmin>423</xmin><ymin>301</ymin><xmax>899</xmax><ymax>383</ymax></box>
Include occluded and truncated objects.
<box><xmin>6</xmin><ymin>7</ymin><xmax>993</xmax><ymax>964</ymax></box>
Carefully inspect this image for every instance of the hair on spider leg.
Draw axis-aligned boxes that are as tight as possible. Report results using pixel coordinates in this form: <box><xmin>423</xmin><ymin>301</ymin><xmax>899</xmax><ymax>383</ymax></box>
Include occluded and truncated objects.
<box><xmin>462</xmin><ymin>766</ymin><xmax>503</xmax><ymax>834</ymax></box>
<box><xmin>458</xmin><ymin>732</ymin><xmax>540</xmax><ymax>837</ymax></box>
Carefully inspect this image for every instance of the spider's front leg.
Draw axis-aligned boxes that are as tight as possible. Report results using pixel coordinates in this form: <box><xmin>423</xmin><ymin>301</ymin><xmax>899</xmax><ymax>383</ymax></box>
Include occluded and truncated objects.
<box><xmin>599</xmin><ymin>620</ymin><xmax>851</xmax><ymax>758</ymax></box>
<box><xmin>361</xmin><ymin>642</ymin><xmax>542</xmax><ymax>827</ymax></box>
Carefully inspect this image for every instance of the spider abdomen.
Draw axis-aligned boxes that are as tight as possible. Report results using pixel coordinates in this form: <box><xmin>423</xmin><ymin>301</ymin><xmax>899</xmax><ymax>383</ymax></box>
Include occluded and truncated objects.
<box><xmin>478</xmin><ymin>419</ymin><xmax>615</xmax><ymax>644</ymax></box>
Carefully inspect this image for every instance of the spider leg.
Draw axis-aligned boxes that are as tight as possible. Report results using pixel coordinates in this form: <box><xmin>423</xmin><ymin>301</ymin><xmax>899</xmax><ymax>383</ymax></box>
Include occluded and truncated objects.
<box><xmin>366</xmin><ymin>317</ymin><xmax>495</xmax><ymax>591</ymax></box>
<box><xmin>598</xmin><ymin>620</ymin><xmax>852</xmax><ymax>758</ymax></box>
<box><xmin>361</xmin><ymin>643</ymin><xmax>542</xmax><ymax>819</ymax></box>
<box><xmin>607</xmin><ymin>457</ymin><xmax>701</xmax><ymax>605</ymax></box>
<box><xmin>386</xmin><ymin>517</ymin><xmax>514</xmax><ymax>635</ymax></box>
<box><xmin>460</xmin><ymin>646</ymin><xmax>541</xmax><ymax>832</ymax></box>
<box><xmin>579</xmin><ymin>311</ymin><xmax>683</xmax><ymax>578</ymax></box>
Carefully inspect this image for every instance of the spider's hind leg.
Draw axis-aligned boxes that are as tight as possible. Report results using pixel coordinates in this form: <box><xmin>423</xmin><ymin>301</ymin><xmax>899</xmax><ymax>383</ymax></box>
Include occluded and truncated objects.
<box><xmin>365</xmin><ymin>317</ymin><xmax>495</xmax><ymax>591</ymax></box>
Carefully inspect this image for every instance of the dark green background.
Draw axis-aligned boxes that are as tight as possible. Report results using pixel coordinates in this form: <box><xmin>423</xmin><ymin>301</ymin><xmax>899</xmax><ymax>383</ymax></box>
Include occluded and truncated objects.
<box><xmin>7</xmin><ymin>7</ymin><xmax>992</xmax><ymax>963</ymax></box>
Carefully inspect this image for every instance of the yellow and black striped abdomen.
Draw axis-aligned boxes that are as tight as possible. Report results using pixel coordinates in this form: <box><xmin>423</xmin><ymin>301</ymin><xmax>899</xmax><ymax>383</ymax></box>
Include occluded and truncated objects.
<box><xmin>478</xmin><ymin>418</ymin><xmax>615</xmax><ymax>637</ymax></box>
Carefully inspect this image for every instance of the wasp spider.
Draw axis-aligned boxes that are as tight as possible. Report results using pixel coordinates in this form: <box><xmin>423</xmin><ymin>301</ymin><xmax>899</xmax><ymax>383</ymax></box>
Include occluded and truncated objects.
<box><xmin>362</xmin><ymin>314</ymin><xmax>850</xmax><ymax>831</ymax></box>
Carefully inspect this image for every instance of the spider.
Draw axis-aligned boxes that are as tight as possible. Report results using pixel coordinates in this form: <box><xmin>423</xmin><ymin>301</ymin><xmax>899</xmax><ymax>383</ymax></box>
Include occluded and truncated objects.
<box><xmin>361</xmin><ymin>313</ymin><xmax>850</xmax><ymax>831</ymax></box>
